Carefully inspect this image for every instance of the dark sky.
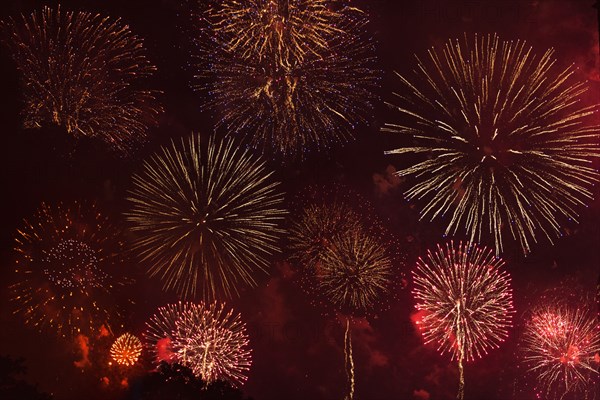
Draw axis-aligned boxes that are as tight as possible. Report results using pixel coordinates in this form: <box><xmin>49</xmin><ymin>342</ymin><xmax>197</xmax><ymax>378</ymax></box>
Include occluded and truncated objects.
<box><xmin>0</xmin><ymin>1</ymin><xmax>599</xmax><ymax>400</ymax></box>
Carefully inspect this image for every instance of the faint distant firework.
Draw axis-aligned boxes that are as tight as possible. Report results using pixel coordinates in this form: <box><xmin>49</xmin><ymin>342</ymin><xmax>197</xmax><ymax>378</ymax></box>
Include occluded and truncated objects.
<box><xmin>110</xmin><ymin>333</ymin><xmax>143</xmax><ymax>367</ymax></box>
<box><xmin>318</xmin><ymin>228</ymin><xmax>393</xmax><ymax>315</ymax></box>
<box><xmin>193</xmin><ymin>0</ymin><xmax>379</xmax><ymax>158</ymax></box>
<box><xmin>383</xmin><ymin>33</ymin><xmax>600</xmax><ymax>254</ymax></box>
<box><xmin>0</xmin><ymin>6</ymin><xmax>161</xmax><ymax>153</ymax></box>
<box><xmin>11</xmin><ymin>202</ymin><xmax>130</xmax><ymax>337</ymax></box>
<box><xmin>126</xmin><ymin>134</ymin><xmax>286</xmax><ymax>300</ymax></box>
<box><xmin>288</xmin><ymin>186</ymin><xmax>400</xmax><ymax>400</ymax></box>
<box><xmin>412</xmin><ymin>241</ymin><xmax>514</xmax><ymax>400</ymax></box>
<box><xmin>521</xmin><ymin>301</ymin><xmax>600</xmax><ymax>399</ymax></box>
<box><xmin>288</xmin><ymin>199</ymin><xmax>363</xmax><ymax>273</ymax></box>
<box><xmin>144</xmin><ymin>302</ymin><xmax>252</xmax><ymax>387</ymax></box>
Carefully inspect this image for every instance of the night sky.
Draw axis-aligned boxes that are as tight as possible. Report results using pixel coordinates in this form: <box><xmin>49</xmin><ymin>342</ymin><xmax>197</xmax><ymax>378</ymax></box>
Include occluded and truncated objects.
<box><xmin>0</xmin><ymin>1</ymin><xmax>599</xmax><ymax>400</ymax></box>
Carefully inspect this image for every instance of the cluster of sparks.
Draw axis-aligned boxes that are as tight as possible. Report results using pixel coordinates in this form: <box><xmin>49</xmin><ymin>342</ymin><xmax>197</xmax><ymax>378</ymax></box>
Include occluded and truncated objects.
<box><xmin>145</xmin><ymin>302</ymin><xmax>252</xmax><ymax>387</ymax></box>
<box><xmin>412</xmin><ymin>241</ymin><xmax>514</xmax><ymax>399</ymax></box>
<box><xmin>194</xmin><ymin>0</ymin><xmax>378</xmax><ymax>157</ymax></box>
<box><xmin>11</xmin><ymin>202</ymin><xmax>129</xmax><ymax>337</ymax></box>
<box><xmin>384</xmin><ymin>33</ymin><xmax>600</xmax><ymax>255</ymax></box>
<box><xmin>521</xmin><ymin>302</ymin><xmax>600</xmax><ymax>398</ymax></box>
<box><xmin>0</xmin><ymin>6</ymin><xmax>161</xmax><ymax>153</ymax></box>
<box><xmin>110</xmin><ymin>333</ymin><xmax>143</xmax><ymax>367</ymax></box>
<box><xmin>126</xmin><ymin>134</ymin><xmax>286</xmax><ymax>300</ymax></box>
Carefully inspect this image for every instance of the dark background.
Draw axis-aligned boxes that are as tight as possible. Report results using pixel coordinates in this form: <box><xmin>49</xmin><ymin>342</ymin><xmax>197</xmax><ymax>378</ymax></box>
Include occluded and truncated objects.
<box><xmin>0</xmin><ymin>1</ymin><xmax>598</xmax><ymax>399</ymax></box>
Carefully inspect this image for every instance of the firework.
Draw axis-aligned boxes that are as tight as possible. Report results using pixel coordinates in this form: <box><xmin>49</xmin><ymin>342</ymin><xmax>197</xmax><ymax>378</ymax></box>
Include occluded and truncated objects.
<box><xmin>110</xmin><ymin>333</ymin><xmax>143</xmax><ymax>367</ymax></box>
<box><xmin>288</xmin><ymin>186</ymin><xmax>399</xmax><ymax>400</ymax></box>
<box><xmin>288</xmin><ymin>199</ymin><xmax>363</xmax><ymax>272</ymax></box>
<box><xmin>126</xmin><ymin>134</ymin><xmax>286</xmax><ymax>300</ymax></box>
<box><xmin>383</xmin><ymin>33</ymin><xmax>600</xmax><ymax>254</ymax></box>
<box><xmin>144</xmin><ymin>302</ymin><xmax>252</xmax><ymax>387</ymax></box>
<box><xmin>0</xmin><ymin>6</ymin><xmax>161</xmax><ymax>153</ymax></box>
<box><xmin>412</xmin><ymin>241</ymin><xmax>514</xmax><ymax>399</ymax></box>
<box><xmin>521</xmin><ymin>301</ymin><xmax>600</xmax><ymax>398</ymax></box>
<box><xmin>318</xmin><ymin>228</ymin><xmax>393</xmax><ymax>315</ymax></box>
<box><xmin>193</xmin><ymin>0</ymin><xmax>379</xmax><ymax>157</ymax></box>
<box><xmin>11</xmin><ymin>202</ymin><xmax>130</xmax><ymax>337</ymax></box>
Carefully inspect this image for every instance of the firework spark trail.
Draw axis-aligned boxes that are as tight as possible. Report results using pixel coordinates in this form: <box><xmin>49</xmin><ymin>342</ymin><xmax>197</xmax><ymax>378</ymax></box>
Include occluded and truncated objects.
<box><xmin>0</xmin><ymin>6</ymin><xmax>161</xmax><ymax>153</ymax></box>
<box><xmin>11</xmin><ymin>202</ymin><xmax>130</xmax><ymax>338</ymax></box>
<box><xmin>144</xmin><ymin>302</ymin><xmax>252</xmax><ymax>387</ymax></box>
<box><xmin>344</xmin><ymin>318</ymin><xmax>355</xmax><ymax>400</ymax></box>
<box><xmin>384</xmin><ymin>33</ymin><xmax>600</xmax><ymax>254</ymax></box>
<box><xmin>126</xmin><ymin>134</ymin><xmax>286</xmax><ymax>300</ymax></box>
<box><xmin>194</xmin><ymin>0</ymin><xmax>378</xmax><ymax>157</ymax></box>
<box><xmin>521</xmin><ymin>302</ymin><xmax>600</xmax><ymax>398</ymax></box>
<box><xmin>110</xmin><ymin>333</ymin><xmax>143</xmax><ymax>366</ymax></box>
<box><xmin>412</xmin><ymin>241</ymin><xmax>514</xmax><ymax>399</ymax></box>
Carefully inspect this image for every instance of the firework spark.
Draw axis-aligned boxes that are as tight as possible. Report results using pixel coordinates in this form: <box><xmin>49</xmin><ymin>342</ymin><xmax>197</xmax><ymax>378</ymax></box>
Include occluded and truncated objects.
<box><xmin>383</xmin><ymin>33</ymin><xmax>600</xmax><ymax>254</ymax></box>
<box><xmin>412</xmin><ymin>241</ymin><xmax>514</xmax><ymax>399</ymax></box>
<box><xmin>193</xmin><ymin>0</ymin><xmax>379</xmax><ymax>157</ymax></box>
<box><xmin>126</xmin><ymin>134</ymin><xmax>286</xmax><ymax>300</ymax></box>
<box><xmin>144</xmin><ymin>302</ymin><xmax>252</xmax><ymax>387</ymax></box>
<box><xmin>111</xmin><ymin>333</ymin><xmax>143</xmax><ymax>367</ymax></box>
<box><xmin>521</xmin><ymin>301</ymin><xmax>600</xmax><ymax>398</ymax></box>
<box><xmin>0</xmin><ymin>6</ymin><xmax>161</xmax><ymax>153</ymax></box>
<box><xmin>11</xmin><ymin>202</ymin><xmax>130</xmax><ymax>337</ymax></box>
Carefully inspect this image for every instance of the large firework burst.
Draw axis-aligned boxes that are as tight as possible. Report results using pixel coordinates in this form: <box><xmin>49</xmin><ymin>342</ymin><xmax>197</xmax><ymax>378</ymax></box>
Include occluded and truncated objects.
<box><xmin>383</xmin><ymin>33</ymin><xmax>600</xmax><ymax>254</ymax></box>
<box><xmin>521</xmin><ymin>301</ymin><xmax>600</xmax><ymax>399</ymax></box>
<box><xmin>110</xmin><ymin>333</ymin><xmax>143</xmax><ymax>367</ymax></box>
<box><xmin>412</xmin><ymin>241</ymin><xmax>514</xmax><ymax>399</ymax></box>
<box><xmin>126</xmin><ymin>134</ymin><xmax>286</xmax><ymax>300</ymax></box>
<box><xmin>193</xmin><ymin>0</ymin><xmax>379</xmax><ymax>158</ymax></box>
<box><xmin>0</xmin><ymin>6</ymin><xmax>161</xmax><ymax>153</ymax></box>
<box><xmin>11</xmin><ymin>202</ymin><xmax>130</xmax><ymax>337</ymax></box>
<box><xmin>144</xmin><ymin>302</ymin><xmax>252</xmax><ymax>387</ymax></box>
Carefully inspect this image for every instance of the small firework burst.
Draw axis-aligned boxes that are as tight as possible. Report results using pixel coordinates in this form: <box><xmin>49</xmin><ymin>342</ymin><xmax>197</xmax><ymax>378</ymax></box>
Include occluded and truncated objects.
<box><xmin>144</xmin><ymin>302</ymin><xmax>252</xmax><ymax>387</ymax></box>
<box><xmin>384</xmin><ymin>33</ymin><xmax>600</xmax><ymax>254</ymax></box>
<box><xmin>110</xmin><ymin>333</ymin><xmax>143</xmax><ymax>367</ymax></box>
<box><xmin>193</xmin><ymin>0</ymin><xmax>379</xmax><ymax>158</ymax></box>
<box><xmin>11</xmin><ymin>202</ymin><xmax>131</xmax><ymax>337</ymax></box>
<box><xmin>318</xmin><ymin>227</ymin><xmax>393</xmax><ymax>315</ymax></box>
<box><xmin>521</xmin><ymin>300</ymin><xmax>600</xmax><ymax>398</ymax></box>
<box><xmin>0</xmin><ymin>6</ymin><xmax>161</xmax><ymax>153</ymax></box>
<box><xmin>412</xmin><ymin>241</ymin><xmax>514</xmax><ymax>399</ymax></box>
<box><xmin>126</xmin><ymin>134</ymin><xmax>286</xmax><ymax>300</ymax></box>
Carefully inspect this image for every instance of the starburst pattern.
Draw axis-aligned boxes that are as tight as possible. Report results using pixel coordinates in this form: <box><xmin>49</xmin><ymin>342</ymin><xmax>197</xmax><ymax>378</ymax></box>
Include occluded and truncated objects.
<box><xmin>521</xmin><ymin>301</ymin><xmax>600</xmax><ymax>399</ymax></box>
<box><xmin>11</xmin><ymin>202</ymin><xmax>130</xmax><ymax>337</ymax></box>
<box><xmin>144</xmin><ymin>302</ymin><xmax>252</xmax><ymax>387</ymax></box>
<box><xmin>126</xmin><ymin>134</ymin><xmax>286</xmax><ymax>300</ymax></box>
<box><xmin>412</xmin><ymin>241</ymin><xmax>514</xmax><ymax>399</ymax></box>
<box><xmin>0</xmin><ymin>6</ymin><xmax>161</xmax><ymax>153</ymax></box>
<box><xmin>384</xmin><ymin>33</ymin><xmax>600</xmax><ymax>254</ymax></box>
<box><xmin>318</xmin><ymin>228</ymin><xmax>393</xmax><ymax>314</ymax></box>
<box><xmin>193</xmin><ymin>0</ymin><xmax>379</xmax><ymax>157</ymax></box>
<box><xmin>110</xmin><ymin>333</ymin><xmax>143</xmax><ymax>366</ymax></box>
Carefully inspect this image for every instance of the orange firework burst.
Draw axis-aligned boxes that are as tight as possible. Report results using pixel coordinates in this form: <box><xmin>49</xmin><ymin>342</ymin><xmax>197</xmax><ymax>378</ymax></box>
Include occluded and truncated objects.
<box><xmin>193</xmin><ymin>0</ymin><xmax>379</xmax><ymax>158</ymax></box>
<box><xmin>0</xmin><ymin>6</ymin><xmax>161</xmax><ymax>153</ymax></box>
<box><xmin>521</xmin><ymin>300</ymin><xmax>600</xmax><ymax>398</ymax></box>
<box><xmin>412</xmin><ymin>241</ymin><xmax>514</xmax><ymax>400</ymax></box>
<box><xmin>110</xmin><ymin>333</ymin><xmax>143</xmax><ymax>367</ymax></box>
